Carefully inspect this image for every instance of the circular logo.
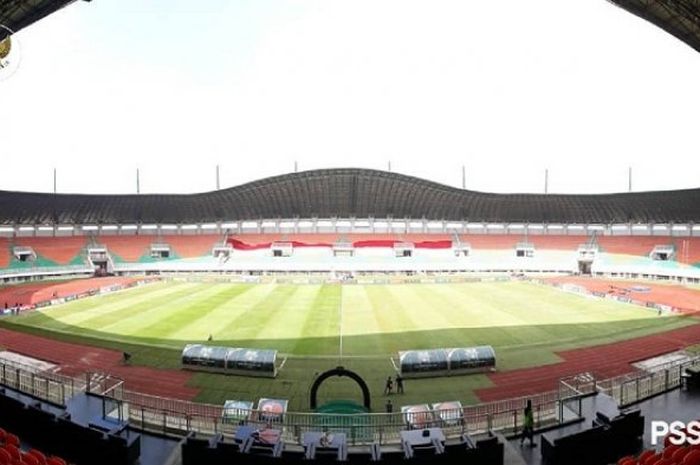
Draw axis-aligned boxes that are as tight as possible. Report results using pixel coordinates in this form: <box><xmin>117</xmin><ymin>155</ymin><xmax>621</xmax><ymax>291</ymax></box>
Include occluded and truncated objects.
<box><xmin>0</xmin><ymin>24</ymin><xmax>22</xmax><ymax>81</ymax></box>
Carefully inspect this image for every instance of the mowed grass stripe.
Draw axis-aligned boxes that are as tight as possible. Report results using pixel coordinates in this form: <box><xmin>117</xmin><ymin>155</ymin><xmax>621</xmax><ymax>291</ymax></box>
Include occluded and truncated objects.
<box><xmin>13</xmin><ymin>281</ymin><xmax>193</xmax><ymax>332</ymax></box>
<box><xmin>19</xmin><ymin>281</ymin><xmax>177</xmax><ymax>326</ymax></box>
<box><xmin>292</xmin><ymin>284</ymin><xmax>341</xmax><ymax>355</ymax></box>
<box><xmin>50</xmin><ymin>281</ymin><xmax>194</xmax><ymax>328</ymax></box>
<box><xmin>246</xmin><ymin>285</ymin><xmax>327</xmax><ymax>348</ymax></box>
<box><xmin>342</xmin><ymin>285</ymin><xmax>415</xmax><ymax>355</ymax></box>
<box><xmin>103</xmin><ymin>283</ymin><xmax>250</xmax><ymax>338</ymax></box>
<box><xmin>167</xmin><ymin>284</ymin><xmax>272</xmax><ymax>341</ymax></box>
<box><xmin>213</xmin><ymin>285</ymin><xmax>313</xmax><ymax>350</ymax></box>
<box><xmin>339</xmin><ymin>285</ymin><xmax>390</xmax><ymax>356</ymax></box>
<box><xmin>387</xmin><ymin>284</ymin><xmax>455</xmax><ymax>331</ymax></box>
<box><xmin>341</xmin><ymin>286</ymin><xmax>381</xmax><ymax>336</ymax></box>
<box><xmin>196</xmin><ymin>284</ymin><xmax>293</xmax><ymax>341</ymax></box>
<box><xmin>58</xmin><ymin>282</ymin><xmax>204</xmax><ymax>332</ymax></box>
<box><xmin>155</xmin><ymin>284</ymin><xmax>255</xmax><ymax>341</ymax></box>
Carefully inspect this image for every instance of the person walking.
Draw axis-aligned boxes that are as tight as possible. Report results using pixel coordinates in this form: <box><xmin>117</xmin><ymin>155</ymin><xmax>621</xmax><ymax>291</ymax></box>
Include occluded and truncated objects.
<box><xmin>520</xmin><ymin>399</ymin><xmax>535</xmax><ymax>447</ymax></box>
<box><xmin>383</xmin><ymin>376</ymin><xmax>393</xmax><ymax>395</ymax></box>
<box><xmin>395</xmin><ymin>374</ymin><xmax>404</xmax><ymax>394</ymax></box>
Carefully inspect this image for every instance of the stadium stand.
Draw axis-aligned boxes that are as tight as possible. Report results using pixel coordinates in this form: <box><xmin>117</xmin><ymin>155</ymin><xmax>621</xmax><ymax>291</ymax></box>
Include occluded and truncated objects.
<box><xmin>14</xmin><ymin>236</ymin><xmax>87</xmax><ymax>265</ymax></box>
<box><xmin>597</xmin><ymin>237</ymin><xmax>669</xmax><ymax>260</ymax></box>
<box><xmin>94</xmin><ymin>235</ymin><xmax>220</xmax><ymax>262</ymax></box>
<box><xmin>98</xmin><ymin>236</ymin><xmax>155</xmax><ymax>263</ymax></box>
<box><xmin>677</xmin><ymin>238</ymin><xmax>700</xmax><ymax>265</ymax></box>
<box><xmin>0</xmin><ymin>238</ymin><xmax>10</xmax><ymax>269</ymax></box>
<box><xmin>0</xmin><ymin>426</ymin><xmax>68</xmax><ymax>465</ymax></box>
<box><xmin>0</xmin><ymin>388</ymin><xmax>140</xmax><ymax>465</ymax></box>
<box><xmin>166</xmin><ymin>234</ymin><xmax>220</xmax><ymax>258</ymax></box>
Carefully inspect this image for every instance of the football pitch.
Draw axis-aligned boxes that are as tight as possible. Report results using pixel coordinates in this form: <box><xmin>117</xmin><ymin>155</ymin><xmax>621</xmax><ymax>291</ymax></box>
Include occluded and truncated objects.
<box><xmin>2</xmin><ymin>279</ymin><xmax>695</xmax><ymax>409</ymax></box>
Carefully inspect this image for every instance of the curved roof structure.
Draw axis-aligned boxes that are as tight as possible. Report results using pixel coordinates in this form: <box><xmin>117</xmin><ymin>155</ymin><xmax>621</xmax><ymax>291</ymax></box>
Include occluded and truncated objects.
<box><xmin>0</xmin><ymin>0</ymin><xmax>84</xmax><ymax>41</ymax></box>
<box><xmin>608</xmin><ymin>0</ymin><xmax>700</xmax><ymax>52</ymax></box>
<box><xmin>1</xmin><ymin>168</ymin><xmax>700</xmax><ymax>225</ymax></box>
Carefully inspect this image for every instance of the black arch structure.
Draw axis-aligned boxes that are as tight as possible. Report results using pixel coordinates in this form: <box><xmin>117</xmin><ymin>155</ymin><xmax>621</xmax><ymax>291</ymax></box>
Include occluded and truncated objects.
<box><xmin>309</xmin><ymin>366</ymin><xmax>371</xmax><ymax>411</ymax></box>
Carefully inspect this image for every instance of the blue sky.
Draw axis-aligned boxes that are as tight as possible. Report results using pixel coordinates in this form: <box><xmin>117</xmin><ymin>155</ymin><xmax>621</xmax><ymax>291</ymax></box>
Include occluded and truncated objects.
<box><xmin>1</xmin><ymin>0</ymin><xmax>699</xmax><ymax>195</ymax></box>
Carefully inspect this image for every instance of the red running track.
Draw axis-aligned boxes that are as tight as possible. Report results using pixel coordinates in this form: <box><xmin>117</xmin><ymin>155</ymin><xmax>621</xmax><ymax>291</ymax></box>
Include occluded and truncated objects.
<box><xmin>0</xmin><ymin>328</ymin><xmax>199</xmax><ymax>400</ymax></box>
<box><xmin>544</xmin><ymin>276</ymin><xmax>700</xmax><ymax>314</ymax></box>
<box><xmin>476</xmin><ymin>323</ymin><xmax>700</xmax><ymax>401</ymax></box>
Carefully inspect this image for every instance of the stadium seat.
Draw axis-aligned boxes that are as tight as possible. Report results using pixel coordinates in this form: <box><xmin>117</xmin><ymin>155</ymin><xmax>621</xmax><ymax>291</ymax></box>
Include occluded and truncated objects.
<box><xmin>675</xmin><ymin>448</ymin><xmax>693</xmax><ymax>463</ymax></box>
<box><xmin>4</xmin><ymin>434</ymin><xmax>19</xmax><ymax>448</ymax></box>
<box><xmin>25</xmin><ymin>450</ymin><xmax>46</xmax><ymax>465</ymax></box>
<box><xmin>665</xmin><ymin>444</ymin><xmax>682</xmax><ymax>458</ymax></box>
<box><xmin>0</xmin><ymin>448</ymin><xmax>11</xmax><ymax>465</ymax></box>
<box><xmin>684</xmin><ymin>450</ymin><xmax>700</xmax><ymax>465</ymax></box>
<box><xmin>618</xmin><ymin>456</ymin><xmax>637</xmax><ymax>465</ymax></box>
<box><xmin>643</xmin><ymin>452</ymin><xmax>663</xmax><ymax>465</ymax></box>
<box><xmin>639</xmin><ymin>450</ymin><xmax>657</xmax><ymax>463</ymax></box>
<box><xmin>21</xmin><ymin>453</ymin><xmax>39</xmax><ymax>465</ymax></box>
<box><xmin>3</xmin><ymin>444</ymin><xmax>20</xmax><ymax>462</ymax></box>
<box><xmin>46</xmin><ymin>458</ymin><xmax>66</xmax><ymax>465</ymax></box>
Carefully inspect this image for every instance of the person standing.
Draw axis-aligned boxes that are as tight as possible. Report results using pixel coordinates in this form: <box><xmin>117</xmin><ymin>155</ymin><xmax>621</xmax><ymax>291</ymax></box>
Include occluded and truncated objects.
<box><xmin>385</xmin><ymin>399</ymin><xmax>393</xmax><ymax>413</ymax></box>
<box><xmin>395</xmin><ymin>374</ymin><xmax>404</xmax><ymax>394</ymax></box>
<box><xmin>383</xmin><ymin>376</ymin><xmax>393</xmax><ymax>395</ymax></box>
<box><xmin>520</xmin><ymin>399</ymin><xmax>535</xmax><ymax>447</ymax></box>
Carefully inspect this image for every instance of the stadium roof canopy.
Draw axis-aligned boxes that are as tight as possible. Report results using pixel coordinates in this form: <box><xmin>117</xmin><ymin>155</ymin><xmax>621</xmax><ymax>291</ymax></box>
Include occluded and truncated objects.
<box><xmin>608</xmin><ymin>0</ymin><xmax>700</xmax><ymax>52</ymax></box>
<box><xmin>1</xmin><ymin>169</ymin><xmax>700</xmax><ymax>225</ymax></box>
<box><xmin>0</xmin><ymin>0</ymin><xmax>85</xmax><ymax>41</ymax></box>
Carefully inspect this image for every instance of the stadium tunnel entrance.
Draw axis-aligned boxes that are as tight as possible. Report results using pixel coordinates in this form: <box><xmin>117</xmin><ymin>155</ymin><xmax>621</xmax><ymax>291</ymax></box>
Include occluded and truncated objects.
<box><xmin>309</xmin><ymin>366</ymin><xmax>371</xmax><ymax>411</ymax></box>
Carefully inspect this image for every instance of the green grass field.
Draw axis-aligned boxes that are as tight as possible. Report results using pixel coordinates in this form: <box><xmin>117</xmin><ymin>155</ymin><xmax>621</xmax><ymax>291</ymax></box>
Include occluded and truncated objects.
<box><xmin>1</xmin><ymin>279</ymin><xmax>696</xmax><ymax>410</ymax></box>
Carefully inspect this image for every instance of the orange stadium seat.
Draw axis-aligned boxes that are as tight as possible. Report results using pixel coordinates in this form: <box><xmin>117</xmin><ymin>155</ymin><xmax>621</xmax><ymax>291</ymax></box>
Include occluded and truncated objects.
<box><xmin>14</xmin><ymin>236</ymin><xmax>87</xmax><ymax>265</ymax></box>
<box><xmin>460</xmin><ymin>234</ymin><xmax>521</xmax><ymax>249</ymax></box>
<box><xmin>529</xmin><ymin>234</ymin><xmax>590</xmax><ymax>250</ymax></box>
<box><xmin>99</xmin><ymin>235</ymin><xmax>153</xmax><ymax>262</ymax></box>
<box><xmin>164</xmin><ymin>234</ymin><xmax>222</xmax><ymax>258</ymax></box>
<box><xmin>598</xmin><ymin>236</ymin><xmax>664</xmax><ymax>258</ymax></box>
<box><xmin>0</xmin><ymin>238</ymin><xmax>11</xmax><ymax>268</ymax></box>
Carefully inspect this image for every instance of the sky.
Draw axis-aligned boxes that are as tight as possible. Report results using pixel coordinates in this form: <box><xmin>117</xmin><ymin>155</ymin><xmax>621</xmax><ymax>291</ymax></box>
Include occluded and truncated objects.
<box><xmin>1</xmin><ymin>0</ymin><xmax>699</xmax><ymax>195</ymax></box>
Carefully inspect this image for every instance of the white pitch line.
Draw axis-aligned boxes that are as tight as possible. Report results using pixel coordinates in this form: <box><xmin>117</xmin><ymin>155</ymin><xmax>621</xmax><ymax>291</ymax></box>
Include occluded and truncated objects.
<box><xmin>338</xmin><ymin>288</ymin><xmax>344</xmax><ymax>361</ymax></box>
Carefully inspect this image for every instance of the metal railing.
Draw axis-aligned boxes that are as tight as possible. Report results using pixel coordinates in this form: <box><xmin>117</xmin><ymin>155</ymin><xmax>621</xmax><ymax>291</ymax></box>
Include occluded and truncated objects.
<box><xmin>3</xmin><ymin>353</ymin><xmax>693</xmax><ymax>445</ymax></box>
<box><xmin>0</xmin><ymin>359</ymin><xmax>85</xmax><ymax>406</ymax></box>
<box><xmin>105</xmin><ymin>385</ymin><xmax>579</xmax><ymax>445</ymax></box>
<box><xmin>597</xmin><ymin>355</ymin><xmax>700</xmax><ymax>407</ymax></box>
